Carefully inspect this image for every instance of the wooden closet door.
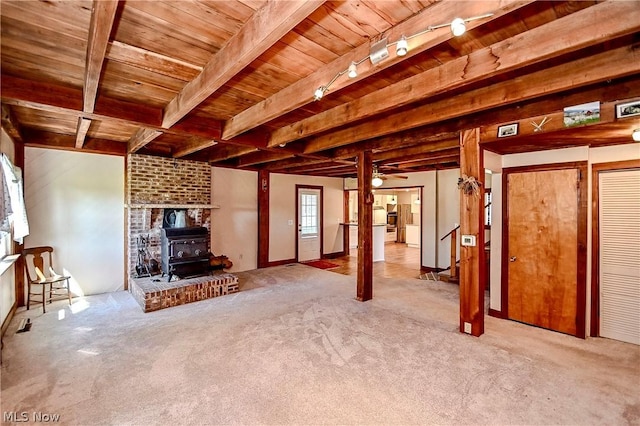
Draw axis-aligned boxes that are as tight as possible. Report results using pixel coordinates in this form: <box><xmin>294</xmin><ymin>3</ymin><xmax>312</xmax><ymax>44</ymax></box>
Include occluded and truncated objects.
<box><xmin>506</xmin><ymin>168</ymin><xmax>581</xmax><ymax>336</ymax></box>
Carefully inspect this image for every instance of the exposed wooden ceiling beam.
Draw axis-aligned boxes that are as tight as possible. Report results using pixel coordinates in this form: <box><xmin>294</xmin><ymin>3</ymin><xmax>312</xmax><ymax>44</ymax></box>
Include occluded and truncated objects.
<box><xmin>22</xmin><ymin>129</ymin><xmax>126</xmax><ymax>156</ymax></box>
<box><xmin>161</xmin><ymin>0</ymin><xmax>325</xmax><ymax>128</ymax></box>
<box><xmin>1</xmin><ymin>104</ymin><xmax>24</xmax><ymax>143</ymax></box>
<box><xmin>75</xmin><ymin>117</ymin><xmax>92</xmax><ymax>149</ymax></box>
<box><xmin>223</xmin><ymin>0</ymin><xmax>529</xmax><ymax>140</ymax></box>
<box><xmin>378</xmin><ymin>145</ymin><xmax>460</xmax><ymax>166</ymax></box>
<box><xmin>304</xmin><ymin>44</ymin><xmax>640</xmax><ymax>153</ymax></box>
<box><xmin>84</xmin><ymin>0</ymin><xmax>119</xmax><ymax>113</ymax></box>
<box><xmin>173</xmin><ymin>138</ymin><xmax>218</xmax><ymax>158</ymax></box>
<box><xmin>208</xmin><ymin>145</ymin><xmax>259</xmax><ymax>163</ymax></box>
<box><xmin>128</xmin><ymin>128</ymin><xmax>163</xmax><ymax>154</ymax></box>
<box><xmin>271</xmin><ymin>1</ymin><xmax>640</xmax><ymax>147</ymax></box>
<box><xmin>383</xmin><ymin>147</ymin><xmax>461</xmax><ymax>166</ymax></box>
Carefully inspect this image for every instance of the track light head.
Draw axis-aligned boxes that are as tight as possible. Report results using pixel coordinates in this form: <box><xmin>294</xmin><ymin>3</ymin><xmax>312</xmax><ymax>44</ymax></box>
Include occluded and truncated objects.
<box><xmin>313</xmin><ymin>86</ymin><xmax>326</xmax><ymax>101</ymax></box>
<box><xmin>396</xmin><ymin>35</ymin><xmax>408</xmax><ymax>56</ymax></box>
<box><xmin>633</xmin><ymin>128</ymin><xmax>640</xmax><ymax>142</ymax></box>
<box><xmin>348</xmin><ymin>62</ymin><xmax>358</xmax><ymax>78</ymax></box>
<box><xmin>450</xmin><ymin>18</ymin><xmax>466</xmax><ymax>36</ymax></box>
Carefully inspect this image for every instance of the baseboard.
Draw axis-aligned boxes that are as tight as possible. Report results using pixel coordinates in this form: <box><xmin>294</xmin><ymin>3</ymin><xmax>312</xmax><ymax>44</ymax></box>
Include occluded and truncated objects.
<box><xmin>266</xmin><ymin>258</ymin><xmax>297</xmax><ymax>268</ymax></box>
<box><xmin>1</xmin><ymin>300</ymin><xmax>18</xmax><ymax>339</ymax></box>
<box><xmin>488</xmin><ymin>308</ymin><xmax>503</xmax><ymax>319</ymax></box>
<box><xmin>420</xmin><ymin>265</ymin><xmax>445</xmax><ymax>273</ymax></box>
<box><xmin>322</xmin><ymin>252</ymin><xmax>344</xmax><ymax>259</ymax></box>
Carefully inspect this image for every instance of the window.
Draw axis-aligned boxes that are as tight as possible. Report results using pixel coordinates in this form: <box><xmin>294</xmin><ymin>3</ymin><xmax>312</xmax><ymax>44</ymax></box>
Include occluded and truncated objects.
<box><xmin>300</xmin><ymin>193</ymin><xmax>318</xmax><ymax>236</ymax></box>
<box><xmin>484</xmin><ymin>189</ymin><xmax>492</xmax><ymax>228</ymax></box>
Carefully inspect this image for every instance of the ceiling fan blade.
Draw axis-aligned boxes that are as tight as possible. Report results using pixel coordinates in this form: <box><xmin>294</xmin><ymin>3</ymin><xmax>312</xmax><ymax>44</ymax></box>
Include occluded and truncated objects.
<box><xmin>386</xmin><ymin>174</ymin><xmax>408</xmax><ymax>179</ymax></box>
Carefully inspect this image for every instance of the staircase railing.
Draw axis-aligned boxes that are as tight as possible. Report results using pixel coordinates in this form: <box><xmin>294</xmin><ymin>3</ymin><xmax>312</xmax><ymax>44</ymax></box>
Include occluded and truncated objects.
<box><xmin>440</xmin><ymin>225</ymin><xmax>460</xmax><ymax>280</ymax></box>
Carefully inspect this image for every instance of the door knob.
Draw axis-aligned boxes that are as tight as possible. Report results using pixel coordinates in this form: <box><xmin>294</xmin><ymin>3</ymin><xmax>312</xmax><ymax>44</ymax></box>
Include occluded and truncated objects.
<box><xmin>509</xmin><ymin>256</ymin><xmax>517</xmax><ymax>262</ymax></box>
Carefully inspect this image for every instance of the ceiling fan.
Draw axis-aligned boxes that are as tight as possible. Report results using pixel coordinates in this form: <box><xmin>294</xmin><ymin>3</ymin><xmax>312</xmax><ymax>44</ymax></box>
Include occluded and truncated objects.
<box><xmin>372</xmin><ymin>164</ymin><xmax>408</xmax><ymax>187</ymax></box>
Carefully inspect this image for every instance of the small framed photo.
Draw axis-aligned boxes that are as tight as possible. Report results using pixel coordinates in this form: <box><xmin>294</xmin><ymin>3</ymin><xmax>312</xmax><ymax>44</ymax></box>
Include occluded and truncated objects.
<box><xmin>497</xmin><ymin>123</ymin><xmax>518</xmax><ymax>138</ymax></box>
<box><xmin>616</xmin><ymin>100</ymin><xmax>640</xmax><ymax>119</ymax></box>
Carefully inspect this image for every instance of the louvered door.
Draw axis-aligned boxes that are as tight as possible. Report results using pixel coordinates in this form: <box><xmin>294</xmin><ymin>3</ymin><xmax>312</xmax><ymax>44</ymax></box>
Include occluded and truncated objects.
<box><xmin>599</xmin><ymin>169</ymin><xmax>640</xmax><ymax>345</ymax></box>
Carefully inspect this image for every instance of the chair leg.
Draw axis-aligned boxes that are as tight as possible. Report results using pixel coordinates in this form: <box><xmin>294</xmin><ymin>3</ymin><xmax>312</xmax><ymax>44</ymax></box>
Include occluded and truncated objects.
<box><xmin>26</xmin><ymin>282</ymin><xmax>31</xmax><ymax>310</ymax></box>
<box><xmin>42</xmin><ymin>283</ymin><xmax>48</xmax><ymax>314</ymax></box>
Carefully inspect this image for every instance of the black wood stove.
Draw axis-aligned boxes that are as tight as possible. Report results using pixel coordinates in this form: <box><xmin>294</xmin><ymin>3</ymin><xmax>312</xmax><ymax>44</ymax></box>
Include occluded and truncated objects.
<box><xmin>161</xmin><ymin>226</ymin><xmax>209</xmax><ymax>281</ymax></box>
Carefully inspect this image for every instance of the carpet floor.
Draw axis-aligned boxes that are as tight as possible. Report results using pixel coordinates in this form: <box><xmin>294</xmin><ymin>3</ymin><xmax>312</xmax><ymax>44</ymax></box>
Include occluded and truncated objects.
<box><xmin>1</xmin><ymin>264</ymin><xmax>638</xmax><ymax>425</ymax></box>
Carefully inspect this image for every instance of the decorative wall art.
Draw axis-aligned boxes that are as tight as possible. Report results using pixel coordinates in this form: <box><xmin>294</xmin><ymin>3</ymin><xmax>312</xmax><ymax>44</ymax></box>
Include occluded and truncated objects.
<box><xmin>616</xmin><ymin>100</ymin><xmax>640</xmax><ymax>119</ymax></box>
<box><xmin>563</xmin><ymin>101</ymin><xmax>600</xmax><ymax>127</ymax></box>
<box><xmin>497</xmin><ymin>123</ymin><xmax>518</xmax><ymax>138</ymax></box>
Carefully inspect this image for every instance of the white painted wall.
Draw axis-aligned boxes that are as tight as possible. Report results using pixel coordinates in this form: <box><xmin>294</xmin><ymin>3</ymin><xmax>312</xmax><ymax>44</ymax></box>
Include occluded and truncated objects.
<box><xmin>211</xmin><ymin>167</ymin><xmax>258</xmax><ymax>272</ymax></box>
<box><xmin>269</xmin><ymin>173</ymin><xmax>344</xmax><ymax>262</ymax></box>
<box><xmin>437</xmin><ymin>169</ymin><xmax>461</xmax><ymax>269</ymax></box>
<box><xmin>24</xmin><ymin>148</ymin><xmax>124</xmax><ymax>296</ymax></box>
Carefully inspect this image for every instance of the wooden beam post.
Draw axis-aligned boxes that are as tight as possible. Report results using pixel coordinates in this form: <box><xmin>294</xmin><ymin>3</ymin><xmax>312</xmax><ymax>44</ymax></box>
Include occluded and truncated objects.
<box><xmin>343</xmin><ymin>190</ymin><xmax>350</xmax><ymax>256</ymax></box>
<box><xmin>459</xmin><ymin>128</ymin><xmax>485</xmax><ymax>336</ymax></box>
<box><xmin>357</xmin><ymin>151</ymin><xmax>373</xmax><ymax>301</ymax></box>
<box><xmin>257</xmin><ymin>170</ymin><xmax>270</xmax><ymax>268</ymax></box>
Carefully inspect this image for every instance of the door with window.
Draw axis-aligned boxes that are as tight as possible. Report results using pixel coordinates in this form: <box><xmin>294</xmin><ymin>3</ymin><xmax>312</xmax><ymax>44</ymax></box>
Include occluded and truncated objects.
<box><xmin>297</xmin><ymin>187</ymin><xmax>322</xmax><ymax>262</ymax></box>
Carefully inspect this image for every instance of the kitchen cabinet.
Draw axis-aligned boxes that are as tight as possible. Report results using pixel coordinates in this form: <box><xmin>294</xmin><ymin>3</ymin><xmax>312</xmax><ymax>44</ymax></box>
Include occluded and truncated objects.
<box><xmin>406</xmin><ymin>224</ymin><xmax>420</xmax><ymax>248</ymax></box>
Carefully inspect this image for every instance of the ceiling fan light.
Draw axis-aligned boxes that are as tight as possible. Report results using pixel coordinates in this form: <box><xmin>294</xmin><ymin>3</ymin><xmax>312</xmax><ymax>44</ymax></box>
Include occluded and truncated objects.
<box><xmin>372</xmin><ymin>177</ymin><xmax>384</xmax><ymax>187</ymax></box>
<box><xmin>348</xmin><ymin>62</ymin><xmax>358</xmax><ymax>78</ymax></box>
<box><xmin>451</xmin><ymin>18</ymin><xmax>466</xmax><ymax>36</ymax></box>
<box><xmin>396</xmin><ymin>36</ymin><xmax>408</xmax><ymax>56</ymax></box>
<box><xmin>633</xmin><ymin>128</ymin><xmax>640</xmax><ymax>142</ymax></box>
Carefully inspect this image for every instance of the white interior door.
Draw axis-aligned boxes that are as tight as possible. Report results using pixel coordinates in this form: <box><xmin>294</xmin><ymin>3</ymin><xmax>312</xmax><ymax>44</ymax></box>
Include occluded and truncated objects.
<box><xmin>599</xmin><ymin>169</ymin><xmax>640</xmax><ymax>345</ymax></box>
<box><xmin>298</xmin><ymin>188</ymin><xmax>321</xmax><ymax>262</ymax></box>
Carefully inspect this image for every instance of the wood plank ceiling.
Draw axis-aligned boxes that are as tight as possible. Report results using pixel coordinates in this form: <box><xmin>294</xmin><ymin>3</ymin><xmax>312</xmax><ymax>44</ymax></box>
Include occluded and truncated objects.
<box><xmin>2</xmin><ymin>0</ymin><xmax>639</xmax><ymax>178</ymax></box>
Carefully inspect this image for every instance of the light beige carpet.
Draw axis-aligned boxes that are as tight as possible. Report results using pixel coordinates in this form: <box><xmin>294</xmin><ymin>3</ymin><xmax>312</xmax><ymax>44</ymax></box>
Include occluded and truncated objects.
<box><xmin>1</xmin><ymin>264</ymin><xmax>639</xmax><ymax>425</ymax></box>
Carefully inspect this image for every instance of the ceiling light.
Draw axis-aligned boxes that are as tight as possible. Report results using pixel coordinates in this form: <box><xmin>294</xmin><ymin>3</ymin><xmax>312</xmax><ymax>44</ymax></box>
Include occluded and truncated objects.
<box><xmin>313</xmin><ymin>13</ymin><xmax>493</xmax><ymax>101</ymax></box>
<box><xmin>372</xmin><ymin>176</ymin><xmax>384</xmax><ymax>187</ymax></box>
<box><xmin>313</xmin><ymin>86</ymin><xmax>326</xmax><ymax>101</ymax></box>
<box><xmin>633</xmin><ymin>128</ymin><xmax>640</xmax><ymax>142</ymax></box>
<box><xmin>450</xmin><ymin>18</ymin><xmax>466</xmax><ymax>36</ymax></box>
<box><xmin>348</xmin><ymin>62</ymin><xmax>358</xmax><ymax>78</ymax></box>
<box><xmin>396</xmin><ymin>36</ymin><xmax>408</xmax><ymax>56</ymax></box>
<box><xmin>369</xmin><ymin>38</ymin><xmax>389</xmax><ymax>65</ymax></box>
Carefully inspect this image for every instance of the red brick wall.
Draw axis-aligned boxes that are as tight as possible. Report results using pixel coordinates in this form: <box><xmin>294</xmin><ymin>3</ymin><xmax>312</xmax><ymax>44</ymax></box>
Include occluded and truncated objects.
<box><xmin>126</xmin><ymin>154</ymin><xmax>212</xmax><ymax>277</ymax></box>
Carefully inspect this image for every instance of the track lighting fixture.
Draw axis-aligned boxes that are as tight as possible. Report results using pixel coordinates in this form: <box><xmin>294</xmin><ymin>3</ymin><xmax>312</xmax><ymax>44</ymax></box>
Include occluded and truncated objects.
<box><xmin>633</xmin><ymin>128</ymin><xmax>640</xmax><ymax>142</ymax></box>
<box><xmin>450</xmin><ymin>18</ymin><xmax>467</xmax><ymax>37</ymax></box>
<box><xmin>312</xmin><ymin>13</ymin><xmax>493</xmax><ymax>101</ymax></box>
<box><xmin>396</xmin><ymin>35</ymin><xmax>408</xmax><ymax>56</ymax></box>
<box><xmin>348</xmin><ymin>62</ymin><xmax>358</xmax><ymax>78</ymax></box>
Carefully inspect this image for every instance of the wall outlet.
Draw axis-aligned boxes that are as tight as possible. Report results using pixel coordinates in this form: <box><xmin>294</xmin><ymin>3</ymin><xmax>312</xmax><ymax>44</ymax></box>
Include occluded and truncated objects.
<box><xmin>464</xmin><ymin>322</ymin><xmax>472</xmax><ymax>334</ymax></box>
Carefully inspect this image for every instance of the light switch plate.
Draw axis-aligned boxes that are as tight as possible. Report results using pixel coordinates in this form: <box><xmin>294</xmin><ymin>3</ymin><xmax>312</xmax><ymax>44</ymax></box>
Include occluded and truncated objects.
<box><xmin>461</xmin><ymin>235</ymin><xmax>476</xmax><ymax>246</ymax></box>
<box><xmin>288</xmin><ymin>219</ymin><xmax>293</xmax><ymax>226</ymax></box>
<box><xmin>464</xmin><ymin>322</ymin><xmax>472</xmax><ymax>334</ymax></box>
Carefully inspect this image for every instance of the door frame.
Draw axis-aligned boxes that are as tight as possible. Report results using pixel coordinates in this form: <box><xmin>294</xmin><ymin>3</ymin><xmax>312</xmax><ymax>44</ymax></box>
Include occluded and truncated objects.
<box><xmin>501</xmin><ymin>161</ymin><xmax>588</xmax><ymax>338</ymax></box>
<box><xmin>295</xmin><ymin>184</ymin><xmax>324</xmax><ymax>262</ymax></box>
<box><xmin>590</xmin><ymin>159</ymin><xmax>640</xmax><ymax>337</ymax></box>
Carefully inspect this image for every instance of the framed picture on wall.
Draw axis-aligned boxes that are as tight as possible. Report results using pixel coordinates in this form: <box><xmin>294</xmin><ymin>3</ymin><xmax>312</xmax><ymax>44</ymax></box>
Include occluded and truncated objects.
<box><xmin>616</xmin><ymin>100</ymin><xmax>640</xmax><ymax>119</ymax></box>
<box><xmin>497</xmin><ymin>123</ymin><xmax>518</xmax><ymax>138</ymax></box>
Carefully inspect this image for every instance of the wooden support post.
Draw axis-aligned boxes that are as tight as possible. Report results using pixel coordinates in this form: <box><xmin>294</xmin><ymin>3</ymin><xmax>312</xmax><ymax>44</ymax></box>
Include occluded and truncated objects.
<box><xmin>450</xmin><ymin>228</ymin><xmax>457</xmax><ymax>280</ymax></box>
<box><xmin>343</xmin><ymin>190</ymin><xmax>349</xmax><ymax>256</ymax></box>
<box><xmin>459</xmin><ymin>128</ymin><xmax>485</xmax><ymax>336</ymax></box>
<box><xmin>257</xmin><ymin>170</ymin><xmax>270</xmax><ymax>268</ymax></box>
<box><xmin>356</xmin><ymin>151</ymin><xmax>373</xmax><ymax>301</ymax></box>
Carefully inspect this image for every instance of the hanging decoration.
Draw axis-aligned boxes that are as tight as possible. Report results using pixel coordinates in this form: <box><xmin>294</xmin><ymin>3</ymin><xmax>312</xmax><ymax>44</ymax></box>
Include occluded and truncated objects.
<box><xmin>457</xmin><ymin>174</ymin><xmax>482</xmax><ymax>197</ymax></box>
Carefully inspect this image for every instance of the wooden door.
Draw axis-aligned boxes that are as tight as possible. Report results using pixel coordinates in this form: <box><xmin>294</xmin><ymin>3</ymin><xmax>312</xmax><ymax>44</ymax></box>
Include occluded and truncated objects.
<box><xmin>505</xmin><ymin>166</ymin><xmax>586</xmax><ymax>337</ymax></box>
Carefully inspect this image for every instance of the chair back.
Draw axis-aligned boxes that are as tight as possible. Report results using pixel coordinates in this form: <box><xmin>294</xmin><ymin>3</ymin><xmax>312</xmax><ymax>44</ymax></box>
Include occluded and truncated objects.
<box><xmin>23</xmin><ymin>246</ymin><xmax>55</xmax><ymax>283</ymax></box>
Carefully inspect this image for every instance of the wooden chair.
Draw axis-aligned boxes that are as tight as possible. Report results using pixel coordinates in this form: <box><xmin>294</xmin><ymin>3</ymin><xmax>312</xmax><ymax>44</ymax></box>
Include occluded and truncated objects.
<box><xmin>23</xmin><ymin>246</ymin><xmax>72</xmax><ymax>313</ymax></box>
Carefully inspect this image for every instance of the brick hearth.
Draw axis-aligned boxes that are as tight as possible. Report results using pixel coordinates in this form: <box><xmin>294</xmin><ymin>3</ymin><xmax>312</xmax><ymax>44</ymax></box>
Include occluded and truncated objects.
<box><xmin>130</xmin><ymin>273</ymin><xmax>239</xmax><ymax>313</ymax></box>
